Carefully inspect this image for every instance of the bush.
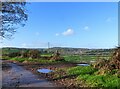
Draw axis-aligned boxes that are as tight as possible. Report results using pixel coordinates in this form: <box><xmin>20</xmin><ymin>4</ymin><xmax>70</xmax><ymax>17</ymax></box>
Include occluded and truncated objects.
<box><xmin>50</xmin><ymin>50</ymin><xmax>64</xmax><ymax>61</ymax></box>
<box><xmin>20</xmin><ymin>50</ymin><xmax>29</xmax><ymax>58</ymax></box>
<box><xmin>8</xmin><ymin>52</ymin><xmax>21</xmax><ymax>58</ymax></box>
<box><xmin>28</xmin><ymin>49</ymin><xmax>40</xmax><ymax>59</ymax></box>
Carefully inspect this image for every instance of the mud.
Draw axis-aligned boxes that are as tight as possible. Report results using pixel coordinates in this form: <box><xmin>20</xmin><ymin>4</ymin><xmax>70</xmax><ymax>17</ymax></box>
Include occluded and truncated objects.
<box><xmin>2</xmin><ymin>60</ymin><xmax>56</xmax><ymax>87</ymax></box>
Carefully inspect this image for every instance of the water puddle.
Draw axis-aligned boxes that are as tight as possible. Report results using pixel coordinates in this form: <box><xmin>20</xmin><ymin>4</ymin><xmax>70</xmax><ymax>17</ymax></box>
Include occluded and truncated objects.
<box><xmin>37</xmin><ymin>69</ymin><xmax>53</xmax><ymax>73</ymax></box>
<box><xmin>77</xmin><ymin>63</ymin><xmax>89</xmax><ymax>66</ymax></box>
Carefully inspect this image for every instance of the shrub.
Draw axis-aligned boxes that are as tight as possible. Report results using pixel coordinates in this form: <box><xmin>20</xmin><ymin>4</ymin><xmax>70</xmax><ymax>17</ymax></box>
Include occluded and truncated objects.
<box><xmin>8</xmin><ymin>52</ymin><xmax>21</xmax><ymax>58</ymax></box>
<box><xmin>28</xmin><ymin>49</ymin><xmax>40</xmax><ymax>59</ymax></box>
<box><xmin>93</xmin><ymin>47</ymin><xmax>120</xmax><ymax>70</ymax></box>
<box><xmin>20</xmin><ymin>50</ymin><xmax>29</xmax><ymax>58</ymax></box>
<box><xmin>50</xmin><ymin>50</ymin><xmax>64</xmax><ymax>61</ymax></box>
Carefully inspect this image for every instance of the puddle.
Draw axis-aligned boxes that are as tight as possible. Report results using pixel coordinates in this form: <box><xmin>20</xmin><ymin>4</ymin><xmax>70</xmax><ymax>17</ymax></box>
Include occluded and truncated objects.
<box><xmin>37</xmin><ymin>69</ymin><xmax>53</xmax><ymax>73</ymax></box>
<box><xmin>77</xmin><ymin>63</ymin><xmax>89</xmax><ymax>66</ymax></box>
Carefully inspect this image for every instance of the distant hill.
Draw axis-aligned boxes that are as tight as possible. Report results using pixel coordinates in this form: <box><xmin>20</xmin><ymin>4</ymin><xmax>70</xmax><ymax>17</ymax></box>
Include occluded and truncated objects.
<box><xmin>1</xmin><ymin>47</ymin><xmax>114</xmax><ymax>56</ymax></box>
<box><xmin>47</xmin><ymin>47</ymin><xmax>114</xmax><ymax>56</ymax></box>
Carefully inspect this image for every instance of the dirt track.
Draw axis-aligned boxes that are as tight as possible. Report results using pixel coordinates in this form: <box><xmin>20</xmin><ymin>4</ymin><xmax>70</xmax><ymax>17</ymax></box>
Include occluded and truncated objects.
<box><xmin>2</xmin><ymin>60</ymin><xmax>56</xmax><ymax>87</ymax></box>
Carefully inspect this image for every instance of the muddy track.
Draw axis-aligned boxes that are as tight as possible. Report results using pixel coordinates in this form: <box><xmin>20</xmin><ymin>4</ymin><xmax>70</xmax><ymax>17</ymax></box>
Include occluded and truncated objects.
<box><xmin>2</xmin><ymin>60</ymin><xmax>56</xmax><ymax>88</ymax></box>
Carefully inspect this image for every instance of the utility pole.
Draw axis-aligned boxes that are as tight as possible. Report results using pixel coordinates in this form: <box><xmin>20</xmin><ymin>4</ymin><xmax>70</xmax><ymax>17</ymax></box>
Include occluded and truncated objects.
<box><xmin>48</xmin><ymin>42</ymin><xmax>50</xmax><ymax>53</ymax></box>
<box><xmin>48</xmin><ymin>42</ymin><xmax>50</xmax><ymax>49</ymax></box>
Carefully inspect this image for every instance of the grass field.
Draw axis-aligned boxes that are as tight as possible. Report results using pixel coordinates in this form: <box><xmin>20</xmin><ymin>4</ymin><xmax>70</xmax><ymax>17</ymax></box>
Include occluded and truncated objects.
<box><xmin>2</xmin><ymin>53</ymin><xmax>111</xmax><ymax>64</ymax></box>
<box><xmin>48</xmin><ymin>66</ymin><xmax>120</xmax><ymax>87</ymax></box>
<box><xmin>63</xmin><ymin>55</ymin><xmax>111</xmax><ymax>63</ymax></box>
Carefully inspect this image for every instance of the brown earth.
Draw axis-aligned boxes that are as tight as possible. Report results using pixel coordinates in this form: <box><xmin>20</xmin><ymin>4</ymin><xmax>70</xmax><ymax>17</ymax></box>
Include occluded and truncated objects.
<box><xmin>2</xmin><ymin>60</ymin><xmax>78</xmax><ymax>88</ymax></box>
<box><xmin>2</xmin><ymin>60</ymin><xmax>59</xmax><ymax>88</ymax></box>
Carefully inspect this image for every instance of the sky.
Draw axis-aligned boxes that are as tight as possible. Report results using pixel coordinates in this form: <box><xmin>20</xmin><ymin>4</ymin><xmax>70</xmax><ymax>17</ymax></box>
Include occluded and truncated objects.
<box><xmin>2</xmin><ymin>2</ymin><xmax>118</xmax><ymax>49</ymax></box>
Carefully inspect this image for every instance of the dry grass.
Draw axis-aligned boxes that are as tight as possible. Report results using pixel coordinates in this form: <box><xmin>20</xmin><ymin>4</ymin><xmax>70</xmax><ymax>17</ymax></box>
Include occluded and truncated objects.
<box><xmin>93</xmin><ymin>46</ymin><xmax>120</xmax><ymax>75</ymax></box>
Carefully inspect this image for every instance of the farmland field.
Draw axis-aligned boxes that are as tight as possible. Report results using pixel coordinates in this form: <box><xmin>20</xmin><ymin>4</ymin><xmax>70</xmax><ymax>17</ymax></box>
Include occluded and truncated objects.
<box><xmin>63</xmin><ymin>55</ymin><xmax>111</xmax><ymax>63</ymax></box>
<box><xmin>1</xmin><ymin>47</ymin><xmax>120</xmax><ymax>88</ymax></box>
<box><xmin>1</xmin><ymin>2</ymin><xmax>119</xmax><ymax>88</ymax></box>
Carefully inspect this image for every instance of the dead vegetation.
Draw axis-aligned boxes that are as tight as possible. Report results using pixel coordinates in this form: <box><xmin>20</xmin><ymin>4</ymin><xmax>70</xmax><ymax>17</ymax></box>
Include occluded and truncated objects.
<box><xmin>109</xmin><ymin>47</ymin><xmax>120</xmax><ymax>69</ymax></box>
<box><xmin>93</xmin><ymin>46</ymin><xmax>120</xmax><ymax>75</ymax></box>
<box><xmin>50</xmin><ymin>50</ymin><xmax>64</xmax><ymax>61</ymax></box>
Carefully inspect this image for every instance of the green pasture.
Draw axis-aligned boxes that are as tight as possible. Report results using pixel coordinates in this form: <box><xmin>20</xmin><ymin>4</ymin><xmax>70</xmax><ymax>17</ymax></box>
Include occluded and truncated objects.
<box><xmin>63</xmin><ymin>55</ymin><xmax>111</xmax><ymax>63</ymax></box>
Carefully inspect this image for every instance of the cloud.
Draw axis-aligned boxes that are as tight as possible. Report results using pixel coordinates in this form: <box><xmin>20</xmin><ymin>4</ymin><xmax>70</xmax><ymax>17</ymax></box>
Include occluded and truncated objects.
<box><xmin>21</xmin><ymin>43</ymin><xmax>27</xmax><ymax>47</ymax></box>
<box><xmin>62</xmin><ymin>29</ymin><xmax>74</xmax><ymax>36</ymax></box>
<box><xmin>35</xmin><ymin>32</ymin><xmax>40</xmax><ymax>36</ymax></box>
<box><xmin>55</xmin><ymin>33</ymin><xmax>59</xmax><ymax>36</ymax></box>
<box><xmin>106</xmin><ymin>17</ymin><xmax>112</xmax><ymax>22</ymax></box>
<box><xmin>83</xmin><ymin>26</ymin><xmax>90</xmax><ymax>31</ymax></box>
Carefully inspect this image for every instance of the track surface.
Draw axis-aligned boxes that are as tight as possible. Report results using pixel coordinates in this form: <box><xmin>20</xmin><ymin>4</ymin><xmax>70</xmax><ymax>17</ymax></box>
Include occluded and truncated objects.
<box><xmin>2</xmin><ymin>61</ymin><xmax>55</xmax><ymax>87</ymax></box>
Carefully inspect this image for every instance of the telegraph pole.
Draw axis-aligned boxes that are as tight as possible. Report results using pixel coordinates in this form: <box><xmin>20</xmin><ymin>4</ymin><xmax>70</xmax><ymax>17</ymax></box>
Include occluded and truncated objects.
<box><xmin>48</xmin><ymin>42</ymin><xmax>50</xmax><ymax>53</ymax></box>
<box><xmin>48</xmin><ymin>42</ymin><xmax>50</xmax><ymax>49</ymax></box>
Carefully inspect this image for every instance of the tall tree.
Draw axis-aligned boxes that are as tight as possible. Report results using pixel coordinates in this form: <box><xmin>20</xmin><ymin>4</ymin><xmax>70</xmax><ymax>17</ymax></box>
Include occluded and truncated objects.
<box><xmin>0</xmin><ymin>2</ymin><xmax>28</xmax><ymax>39</ymax></box>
